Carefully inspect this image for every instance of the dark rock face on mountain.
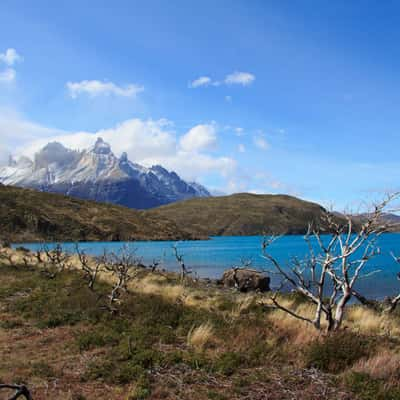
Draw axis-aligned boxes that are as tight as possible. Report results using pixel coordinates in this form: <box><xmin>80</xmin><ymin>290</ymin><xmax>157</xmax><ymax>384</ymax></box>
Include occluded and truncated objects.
<box><xmin>0</xmin><ymin>138</ymin><xmax>210</xmax><ymax>209</ymax></box>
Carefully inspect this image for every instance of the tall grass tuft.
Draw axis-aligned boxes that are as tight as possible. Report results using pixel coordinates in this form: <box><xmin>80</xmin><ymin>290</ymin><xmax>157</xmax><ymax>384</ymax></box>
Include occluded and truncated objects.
<box><xmin>187</xmin><ymin>321</ymin><xmax>214</xmax><ymax>351</ymax></box>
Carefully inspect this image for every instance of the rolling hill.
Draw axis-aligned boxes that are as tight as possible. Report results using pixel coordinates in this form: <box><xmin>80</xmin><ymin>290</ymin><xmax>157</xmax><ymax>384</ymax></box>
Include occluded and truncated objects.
<box><xmin>146</xmin><ymin>192</ymin><xmax>331</xmax><ymax>236</ymax></box>
<box><xmin>0</xmin><ymin>184</ymin><xmax>198</xmax><ymax>243</ymax></box>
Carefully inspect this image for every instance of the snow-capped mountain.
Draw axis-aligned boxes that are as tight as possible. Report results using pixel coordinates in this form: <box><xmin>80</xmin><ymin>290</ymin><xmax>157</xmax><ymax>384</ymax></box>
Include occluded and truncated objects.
<box><xmin>0</xmin><ymin>138</ymin><xmax>210</xmax><ymax>209</ymax></box>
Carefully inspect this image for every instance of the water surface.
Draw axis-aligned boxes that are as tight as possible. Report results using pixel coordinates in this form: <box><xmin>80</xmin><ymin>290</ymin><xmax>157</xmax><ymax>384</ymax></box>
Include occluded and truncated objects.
<box><xmin>14</xmin><ymin>234</ymin><xmax>400</xmax><ymax>300</ymax></box>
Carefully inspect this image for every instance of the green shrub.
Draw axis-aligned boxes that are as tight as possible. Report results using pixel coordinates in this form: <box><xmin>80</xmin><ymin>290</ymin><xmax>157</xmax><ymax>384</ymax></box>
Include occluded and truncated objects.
<box><xmin>85</xmin><ymin>359</ymin><xmax>147</xmax><ymax>384</ymax></box>
<box><xmin>84</xmin><ymin>348</ymin><xmax>162</xmax><ymax>385</ymax></box>
<box><xmin>126</xmin><ymin>374</ymin><xmax>151</xmax><ymax>400</ymax></box>
<box><xmin>207</xmin><ymin>390</ymin><xmax>228</xmax><ymax>400</ymax></box>
<box><xmin>31</xmin><ymin>361</ymin><xmax>56</xmax><ymax>378</ymax></box>
<box><xmin>345</xmin><ymin>372</ymin><xmax>400</xmax><ymax>400</ymax></box>
<box><xmin>77</xmin><ymin>329</ymin><xmax>119</xmax><ymax>351</ymax></box>
<box><xmin>83</xmin><ymin>359</ymin><xmax>115</xmax><ymax>382</ymax></box>
<box><xmin>0</xmin><ymin>319</ymin><xmax>23</xmax><ymax>329</ymax></box>
<box><xmin>304</xmin><ymin>332</ymin><xmax>372</xmax><ymax>373</ymax></box>
<box><xmin>214</xmin><ymin>352</ymin><xmax>245</xmax><ymax>376</ymax></box>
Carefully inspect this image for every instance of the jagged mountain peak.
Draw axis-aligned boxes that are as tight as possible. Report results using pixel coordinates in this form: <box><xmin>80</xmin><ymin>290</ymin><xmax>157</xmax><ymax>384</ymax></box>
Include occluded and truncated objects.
<box><xmin>91</xmin><ymin>137</ymin><xmax>112</xmax><ymax>155</ymax></box>
<box><xmin>0</xmin><ymin>137</ymin><xmax>211</xmax><ymax>209</ymax></box>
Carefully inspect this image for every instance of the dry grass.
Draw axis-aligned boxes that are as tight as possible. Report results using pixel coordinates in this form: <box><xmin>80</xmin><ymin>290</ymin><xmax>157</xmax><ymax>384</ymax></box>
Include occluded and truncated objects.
<box><xmin>230</xmin><ymin>294</ymin><xmax>255</xmax><ymax>319</ymax></box>
<box><xmin>263</xmin><ymin>296</ymin><xmax>321</xmax><ymax>345</ymax></box>
<box><xmin>345</xmin><ymin>306</ymin><xmax>400</xmax><ymax>336</ymax></box>
<box><xmin>353</xmin><ymin>350</ymin><xmax>400</xmax><ymax>382</ymax></box>
<box><xmin>187</xmin><ymin>321</ymin><xmax>214</xmax><ymax>351</ymax></box>
<box><xmin>130</xmin><ymin>274</ymin><xmax>186</xmax><ymax>302</ymax></box>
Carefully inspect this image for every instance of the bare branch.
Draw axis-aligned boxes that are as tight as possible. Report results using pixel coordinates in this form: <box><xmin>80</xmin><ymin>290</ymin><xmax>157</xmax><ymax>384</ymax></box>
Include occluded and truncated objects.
<box><xmin>0</xmin><ymin>384</ymin><xmax>32</xmax><ymax>400</ymax></box>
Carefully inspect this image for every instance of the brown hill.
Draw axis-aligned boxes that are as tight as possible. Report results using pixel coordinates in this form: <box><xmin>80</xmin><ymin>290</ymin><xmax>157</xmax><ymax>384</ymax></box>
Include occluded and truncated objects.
<box><xmin>0</xmin><ymin>184</ymin><xmax>197</xmax><ymax>243</ymax></box>
<box><xmin>146</xmin><ymin>193</ymin><xmax>330</xmax><ymax>236</ymax></box>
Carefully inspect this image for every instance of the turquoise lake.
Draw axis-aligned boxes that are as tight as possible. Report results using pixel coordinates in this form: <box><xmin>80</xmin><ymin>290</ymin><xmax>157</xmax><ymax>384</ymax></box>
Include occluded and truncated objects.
<box><xmin>14</xmin><ymin>234</ymin><xmax>400</xmax><ymax>300</ymax></box>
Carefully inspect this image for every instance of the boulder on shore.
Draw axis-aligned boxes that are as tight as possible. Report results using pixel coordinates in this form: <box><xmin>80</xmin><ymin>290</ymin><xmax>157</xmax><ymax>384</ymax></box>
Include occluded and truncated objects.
<box><xmin>220</xmin><ymin>268</ymin><xmax>270</xmax><ymax>292</ymax></box>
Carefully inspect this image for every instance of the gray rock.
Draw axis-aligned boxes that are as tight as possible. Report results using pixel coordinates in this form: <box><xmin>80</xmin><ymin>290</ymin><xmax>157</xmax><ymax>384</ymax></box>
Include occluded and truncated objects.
<box><xmin>220</xmin><ymin>268</ymin><xmax>270</xmax><ymax>292</ymax></box>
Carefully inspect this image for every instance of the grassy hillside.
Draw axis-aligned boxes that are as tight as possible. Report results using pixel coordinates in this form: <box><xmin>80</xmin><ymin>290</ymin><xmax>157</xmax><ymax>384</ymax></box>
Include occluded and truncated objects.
<box><xmin>147</xmin><ymin>193</ymin><xmax>331</xmax><ymax>236</ymax></box>
<box><xmin>0</xmin><ymin>184</ymin><xmax>197</xmax><ymax>242</ymax></box>
<box><xmin>0</xmin><ymin>252</ymin><xmax>399</xmax><ymax>399</ymax></box>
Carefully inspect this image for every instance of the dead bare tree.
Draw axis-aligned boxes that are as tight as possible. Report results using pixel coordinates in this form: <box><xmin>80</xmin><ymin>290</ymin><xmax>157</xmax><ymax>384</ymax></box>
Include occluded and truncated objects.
<box><xmin>104</xmin><ymin>244</ymin><xmax>140</xmax><ymax>308</ymax></box>
<box><xmin>41</xmin><ymin>243</ymin><xmax>71</xmax><ymax>278</ymax></box>
<box><xmin>172</xmin><ymin>243</ymin><xmax>191</xmax><ymax>282</ymax></box>
<box><xmin>150</xmin><ymin>258</ymin><xmax>160</xmax><ymax>272</ymax></box>
<box><xmin>262</xmin><ymin>193</ymin><xmax>398</xmax><ymax>332</ymax></box>
<box><xmin>0</xmin><ymin>384</ymin><xmax>32</xmax><ymax>400</ymax></box>
<box><xmin>32</xmin><ymin>247</ymin><xmax>45</xmax><ymax>267</ymax></box>
<box><xmin>383</xmin><ymin>252</ymin><xmax>400</xmax><ymax>313</ymax></box>
<box><xmin>75</xmin><ymin>244</ymin><xmax>103</xmax><ymax>290</ymax></box>
<box><xmin>46</xmin><ymin>243</ymin><xmax>71</xmax><ymax>271</ymax></box>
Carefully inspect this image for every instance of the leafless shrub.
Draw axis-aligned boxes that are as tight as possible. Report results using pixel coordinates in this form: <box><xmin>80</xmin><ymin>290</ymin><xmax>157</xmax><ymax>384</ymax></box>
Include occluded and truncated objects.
<box><xmin>103</xmin><ymin>244</ymin><xmax>141</xmax><ymax>309</ymax></box>
<box><xmin>173</xmin><ymin>243</ymin><xmax>191</xmax><ymax>282</ymax></box>
<box><xmin>45</xmin><ymin>243</ymin><xmax>71</xmax><ymax>270</ymax></box>
<box><xmin>262</xmin><ymin>193</ymin><xmax>398</xmax><ymax>332</ymax></box>
<box><xmin>39</xmin><ymin>243</ymin><xmax>71</xmax><ymax>278</ymax></box>
<box><xmin>150</xmin><ymin>258</ymin><xmax>161</xmax><ymax>272</ymax></box>
<box><xmin>34</xmin><ymin>248</ymin><xmax>45</xmax><ymax>264</ymax></box>
<box><xmin>383</xmin><ymin>252</ymin><xmax>400</xmax><ymax>313</ymax></box>
<box><xmin>75</xmin><ymin>243</ymin><xmax>103</xmax><ymax>290</ymax></box>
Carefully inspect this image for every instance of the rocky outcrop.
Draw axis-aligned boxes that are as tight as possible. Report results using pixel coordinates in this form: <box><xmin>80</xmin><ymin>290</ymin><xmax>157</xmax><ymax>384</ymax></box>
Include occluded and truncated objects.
<box><xmin>220</xmin><ymin>268</ymin><xmax>270</xmax><ymax>292</ymax></box>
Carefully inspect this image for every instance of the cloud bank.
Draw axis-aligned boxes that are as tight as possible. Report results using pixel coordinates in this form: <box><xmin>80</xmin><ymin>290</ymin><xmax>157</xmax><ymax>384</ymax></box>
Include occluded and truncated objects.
<box><xmin>0</xmin><ymin>110</ymin><xmax>235</xmax><ymax>182</ymax></box>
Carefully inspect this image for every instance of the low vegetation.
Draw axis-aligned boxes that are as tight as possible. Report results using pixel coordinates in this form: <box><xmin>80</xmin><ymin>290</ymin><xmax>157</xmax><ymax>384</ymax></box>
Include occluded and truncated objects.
<box><xmin>1</xmin><ymin>245</ymin><xmax>400</xmax><ymax>399</ymax></box>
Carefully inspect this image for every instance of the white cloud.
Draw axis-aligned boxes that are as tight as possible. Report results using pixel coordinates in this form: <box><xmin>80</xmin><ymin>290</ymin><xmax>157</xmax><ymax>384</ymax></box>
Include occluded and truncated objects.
<box><xmin>0</xmin><ymin>108</ymin><xmax>64</xmax><ymax>148</ymax></box>
<box><xmin>179</xmin><ymin>124</ymin><xmax>217</xmax><ymax>152</ymax></box>
<box><xmin>20</xmin><ymin>118</ymin><xmax>176</xmax><ymax>161</ymax></box>
<box><xmin>0</xmin><ymin>109</ymin><xmax>235</xmax><ymax>182</ymax></box>
<box><xmin>189</xmin><ymin>71</ymin><xmax>255</xmax><ymax>89</ymax></box>
<box><xmin>224</xmin><ymin>71</ymin><xmax>255</xmax><ymax>86</ymax></box>
<box><xmin>66</xmin><ymin>80</ymin><xmax>144</xmax><ymax>98</ymax></box>
<box><xmin>0</xmin><ymin>68</ymin><xmax>16</xmax><ymax>83</ymax></box>
<box><xmin>0</xmin><ymin>48</ymin><xmax>23</xmax><ymax>66</ymax></box>
<box><xmin>234</xmin><ymin>127</ymin><xmax>244</xmax><ymax>136</ymax></box>
<box><xmin>189</xmin><ymin>76</ymin><xmax>212</xmax><ymax>88</ymax></box>
<box><xmin>253</xmin><ymin>136</ymin><xmax>270</xmax><ymax>150</ymax></box>
<box><xmin>144</xmin><ymin>152</ymin><xmax>236</xmax><ymax>181</ymax></box>
<box><xmin>225</xmin><ymin>95</ymin><xmax>232</xmax><ymax>103</ymax></box>
<box><xmin>238</xmin><ymin>144</ymin><xmax>246</xmax><ymax>153</ymax></box>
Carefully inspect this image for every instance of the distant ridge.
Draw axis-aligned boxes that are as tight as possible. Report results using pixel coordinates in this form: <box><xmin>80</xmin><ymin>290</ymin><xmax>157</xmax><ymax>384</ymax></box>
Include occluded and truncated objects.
<box><xmin>0</xmin><ymin>138</ymin><xmax>210</xmax><ymax>209</ymax></box>
<box><xmin>146</xmin><ymin>192</ymin><xmax>335</xmax><ymax>236</ymax></box>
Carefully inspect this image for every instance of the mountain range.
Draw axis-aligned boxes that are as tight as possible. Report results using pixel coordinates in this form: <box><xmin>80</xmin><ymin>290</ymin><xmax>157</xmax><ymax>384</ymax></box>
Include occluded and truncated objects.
<box><xmin>0</xmin><ymin>138</ymin><xmax>210</xmax><ymax>209</ymax></box>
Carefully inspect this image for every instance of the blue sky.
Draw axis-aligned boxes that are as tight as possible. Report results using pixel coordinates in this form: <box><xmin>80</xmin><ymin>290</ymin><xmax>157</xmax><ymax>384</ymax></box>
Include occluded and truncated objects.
<box><xmin>0</xmin><ymin>0</ymin><xmax>399</xmax><ymax>209</ymax></box>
